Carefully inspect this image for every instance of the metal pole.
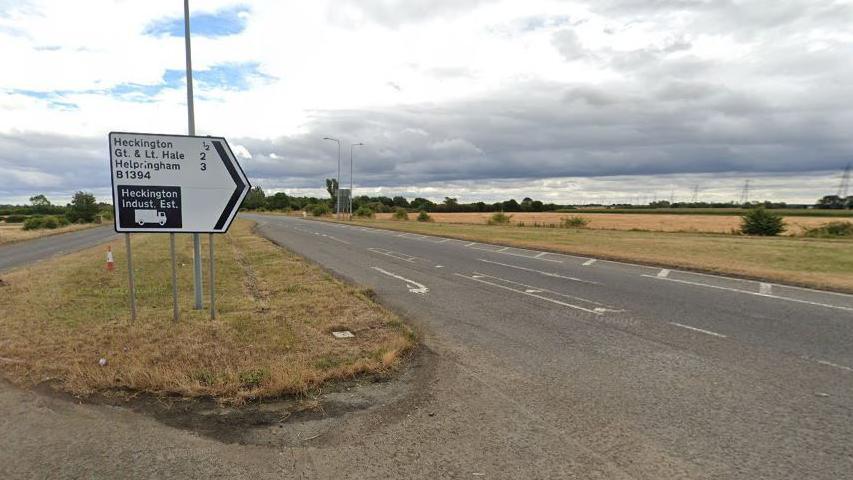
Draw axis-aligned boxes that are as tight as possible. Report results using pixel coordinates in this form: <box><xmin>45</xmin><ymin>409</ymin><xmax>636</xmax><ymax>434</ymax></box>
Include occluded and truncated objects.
<box><xmin>125</xmin><ymin>233</ymin><xmax>136</xmax><ymax>322</ymax></box>
<box><xmin>336</xmin><ymin>141</ymin><xmax>341</xmax><ymax>219</ymax></box>
<box><xmin>350</xmin><ymin>143</ymin><xmax>363</xmax><ymax>219</ymax></box>
<box><xmin>209</xmin><ymin>233</ymin><xmax>215</xmax><ymax>320</ymax></box>
<box><xmin>170</xmin><ymin>233</ymin><xmax>179</xmax><ymax>322</ymax></box>
<box><xmin>184</xmin><ymin>0</ymin><xmax>203</xmax><ymax>310</ymax></box>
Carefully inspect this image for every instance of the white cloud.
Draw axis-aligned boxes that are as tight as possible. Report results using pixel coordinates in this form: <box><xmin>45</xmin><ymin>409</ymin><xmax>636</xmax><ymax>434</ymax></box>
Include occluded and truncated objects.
<box><xmin>0</xmin><ymin>0</ymin><xmax>851</xmax><ymax>203</ymax></box>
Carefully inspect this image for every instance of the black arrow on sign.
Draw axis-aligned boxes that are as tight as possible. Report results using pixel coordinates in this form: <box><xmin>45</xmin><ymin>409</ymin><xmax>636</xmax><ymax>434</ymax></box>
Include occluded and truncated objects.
<box><xmin>213</xmin><ymin>140</ymin><xmax>249</xmax><ymax>231</ymax></box>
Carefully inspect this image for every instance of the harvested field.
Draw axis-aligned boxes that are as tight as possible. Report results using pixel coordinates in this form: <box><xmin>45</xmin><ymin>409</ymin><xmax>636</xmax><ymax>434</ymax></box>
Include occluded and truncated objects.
<box><xmin>374</xmin><ymin>212</ymin><xmax>838</xmax><ymax>235</ymax></box>
<box><xmin>333</xmin><ymin>218</ymin><xmax>853</xmax><ymax>292</ymax></box>
<box><xmin>0</xmin><ymin>219</ymin><xmax>414</xmax><ymax>403</ymax></box>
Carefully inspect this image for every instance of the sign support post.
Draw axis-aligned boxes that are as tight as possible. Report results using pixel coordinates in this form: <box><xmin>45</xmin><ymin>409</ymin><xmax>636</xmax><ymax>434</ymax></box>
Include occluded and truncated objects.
<box><xmin>209</xmin><ymin>233</ymin><xmax>215</xmax><ymax>319</ymax></box>
<box><xmin>170</xmin><ymin>233</ymin><xmax>179</xmax><ymax>322</ymax></box>
<box><xmin>184</xmin><ymin>0</ymin><xmax>203</xmax><ymax>311</ymax></box>
<box><xmin>125</xmin><ymin>233</ymin><xmax>137</xmax><ymax>322</ymax></box>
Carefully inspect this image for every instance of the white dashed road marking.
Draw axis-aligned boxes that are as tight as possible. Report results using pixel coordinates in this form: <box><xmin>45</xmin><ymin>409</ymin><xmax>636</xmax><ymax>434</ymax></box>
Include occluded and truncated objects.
<box><xmin>657</xmin><ymin>269</ymin><xmax>671</xmax><ymax>278</ymax></box>
<box><xmin>582</xmin><ymin>259</ymin><xmax>596</xmax><ymax>266</ymax></box>
<box><xmin>816</xmin><ymin>360</ymin><xmax>853</xmax><ymax>372</ymax></box>
<box><xmin>670</xmin><ymin>322</ymin><xmax>727</xmax><ymax>338</ymax></box>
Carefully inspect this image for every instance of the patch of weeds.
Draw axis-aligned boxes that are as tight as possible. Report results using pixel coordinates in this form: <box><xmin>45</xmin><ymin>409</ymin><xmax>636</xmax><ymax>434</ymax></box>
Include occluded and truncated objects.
<box><xmin>192</xmin><ymin>369</ymin><xmax>218</xmax><ymax>386</ymax></box>
<box><xmin>238</xmin><ymin>369</ymin><xmax>271</xmax><ymax>389</ymax></box>
<box><xmin>803</xmin><ymin>221</ymin><xmax>853</xmax><ymax>238</ymax></box>
<box><xmin>314</xmin><ymin>355</ymin><xmax>343</xmax><ymax>370</ymax></box>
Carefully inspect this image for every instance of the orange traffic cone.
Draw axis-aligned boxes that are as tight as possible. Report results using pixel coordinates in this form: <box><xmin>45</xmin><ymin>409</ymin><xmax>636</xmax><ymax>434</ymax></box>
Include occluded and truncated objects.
<box><xmin>106</xmin><ymin>246</ymin><xmax>114</xmax><ymax>271</ymax></box>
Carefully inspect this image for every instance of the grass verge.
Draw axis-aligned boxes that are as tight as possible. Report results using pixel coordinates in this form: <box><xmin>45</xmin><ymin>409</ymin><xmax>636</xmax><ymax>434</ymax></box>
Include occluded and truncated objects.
<box><xmin>328</xmin><ymin>219</ymin><xmax>853</xmax><ymax>293</ymax></box>
<box><xmin>0</xmin><ymin>219</ymin><xmax>414</xmax><ymax>403</ymax></box>
<box><xmin>0</xmin><ymin>223</ymin><xmax>98</xmax><ymax>245</ymax></box>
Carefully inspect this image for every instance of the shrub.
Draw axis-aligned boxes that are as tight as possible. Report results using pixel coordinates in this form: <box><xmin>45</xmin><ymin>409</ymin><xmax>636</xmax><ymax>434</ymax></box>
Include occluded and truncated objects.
<box><xmin>5</xmin><ymin>214</ymin><xmax>26</xmax><ymax>223</ymax></box>
<box><xmin>417</xmin><ymin>210</ymin><xmax>433</xmax><ymax>222</ymax></box>
<box><xmin>803</xmin><ymin>221</ymin><xmax>853</xmax><ymax>238</ymax></box>
<box><xmin>560</xmin><ymin>216</ymin><xmax>589</xmax><ymax>228</ymax></box>
<box><xmin>354</xmin><ymin>206</ymin><xmax>374</xmax><ymax>218</ymax></box>
<box><xmin>392</xmin><ymin>207</ymin><xmax>409</xmax><ymax>220</ymax></box>
<box><xmin>740</xmin><ymin>207</ymin><xmax>786</xmax><ymax>236</ymax></box>
<box><xmin>22</xmin><ymin>217</ymin><xmax>44</xmax><ymax>230</ymax></box>
<box><xmin>23</xmin><ymin>215</ymin><xmax>68</xmax><ymax>230</ymax></box>
<box><xmin>487</xmin><ymin>212</ymin><xmax>513</xmax><ymax>225</ymax></box>
<box><xmin>309</xmin><ymin>203</ymin><xmax>331</xmax><ymax>216</ymax></box>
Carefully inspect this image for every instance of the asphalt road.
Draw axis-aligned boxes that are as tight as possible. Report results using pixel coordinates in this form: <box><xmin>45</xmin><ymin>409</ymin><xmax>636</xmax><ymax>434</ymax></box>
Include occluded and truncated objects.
<box><xmin>1</xmin><ymin>214</ymin><xmax>851</xmax><ymax>479</ymax></box>
<box><xmin>0</xmin><ymin>226</ymin><xmax>118</xmax><ymax>273</ymax></box>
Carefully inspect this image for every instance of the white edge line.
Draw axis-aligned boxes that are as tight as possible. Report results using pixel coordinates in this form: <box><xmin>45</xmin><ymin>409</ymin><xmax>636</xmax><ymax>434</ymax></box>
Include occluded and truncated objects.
<box><xmin>644</xmin><ymin>275</ymin><xmax>853</xmax><ymax>312</ymax></box>
<box><xmin>669</xmin><ymin>322</ymin><xmax>727</xmax><ymax>338</ymax></box>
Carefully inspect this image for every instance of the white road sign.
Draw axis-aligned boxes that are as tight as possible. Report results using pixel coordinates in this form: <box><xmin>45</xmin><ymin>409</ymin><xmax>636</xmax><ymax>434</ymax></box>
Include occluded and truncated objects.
<box><xmin>109</xmin><ymin>132</ymin><xmax>250</xmax><ymax>233</ymax></box>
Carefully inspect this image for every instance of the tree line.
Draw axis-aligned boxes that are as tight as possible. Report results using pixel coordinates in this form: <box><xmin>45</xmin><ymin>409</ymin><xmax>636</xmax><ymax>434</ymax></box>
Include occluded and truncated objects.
<box><xmin>0</xmin><ymin>192</ymin><xmax>109</xmax><ymax>228</ymax></box>
<box><xmin>240</xmin><ymin>182</ymin><xmax>852</xmax><ymax>214</ymax></box>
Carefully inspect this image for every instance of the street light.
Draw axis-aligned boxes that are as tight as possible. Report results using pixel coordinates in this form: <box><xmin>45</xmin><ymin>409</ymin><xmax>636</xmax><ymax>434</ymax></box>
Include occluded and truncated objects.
<box><xmin>349</xmin><ymin>142</ymin><xmax>364</xmax><ymax>219</ymax></box>
<box><xmin>323</xmin><ymin>137</ymin><xmax>341</xmax><ymax>219</ymax></box>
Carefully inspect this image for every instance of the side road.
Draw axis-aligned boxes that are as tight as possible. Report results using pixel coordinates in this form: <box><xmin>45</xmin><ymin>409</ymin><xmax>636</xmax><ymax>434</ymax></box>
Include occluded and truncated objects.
<box><xmin>0</xmin><ymin>225</ymin><xmax>117</xmax><ymax>273</ymax></box>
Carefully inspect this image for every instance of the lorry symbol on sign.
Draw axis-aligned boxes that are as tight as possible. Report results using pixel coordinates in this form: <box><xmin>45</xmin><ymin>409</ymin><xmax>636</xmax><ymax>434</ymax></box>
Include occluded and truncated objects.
<box><xmin>135</xmin><ymin>209</ymin><xmax>167</xmax><ymax>226</ymax></box>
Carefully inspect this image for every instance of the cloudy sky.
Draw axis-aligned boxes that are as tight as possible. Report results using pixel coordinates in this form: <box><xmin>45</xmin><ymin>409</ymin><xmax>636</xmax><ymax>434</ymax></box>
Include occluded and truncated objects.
<box><xmin>1</xmin><ymin>0</ymin><xmax>851</xmax><ymax>205</ymax></box>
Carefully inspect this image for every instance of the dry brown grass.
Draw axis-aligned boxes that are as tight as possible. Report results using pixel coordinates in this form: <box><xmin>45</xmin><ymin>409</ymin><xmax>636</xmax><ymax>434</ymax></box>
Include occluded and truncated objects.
<box><xmin>0</xmin><ymin>219</ymin><xmax>413</xmax><ymax>403</ymax></box>
<box><xmin>334</xmin><ymin>218</ymin><xmax>853</xmax><ymax>292</ymax></box>
<box><xmin>0</xmin><ymin>223</ymin><xmax>98</xmax><ymax>245</ymax></box>
<box><xmin>374</xmin><ymin>212</ymin><xmax>833</xmax><ymax>235</ymax></box>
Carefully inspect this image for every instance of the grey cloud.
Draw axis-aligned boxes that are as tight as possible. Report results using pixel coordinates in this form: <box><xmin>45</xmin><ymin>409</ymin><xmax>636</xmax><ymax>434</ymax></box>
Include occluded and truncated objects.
<box><xmin>231</xmin><ymin>74</ymin><xmax>850</xmax><ymax>194</ymax></box>
<box><xmin>330</xmin><ymin>0</ymin><xmax>489</xmax><ymax>28</ymax></box>
<box><xmin>552</xmin><ymin>29</ymin><xmax>587</xmax><ymax>61</ymax></box>
<box><xmin>0</xmin><ymin>132</ymin><xmax>108</xmax><ymax>200</ymax></box>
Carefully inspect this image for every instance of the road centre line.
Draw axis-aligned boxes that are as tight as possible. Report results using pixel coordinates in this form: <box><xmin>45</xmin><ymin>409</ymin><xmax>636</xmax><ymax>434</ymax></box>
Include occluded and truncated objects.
<box><xmin>454</xmin><ymin>273</ymin><xmax>603</xmax><ymax>315</ymax></box>
<box><xmin>371</xmin><ymin>266</ymin><xmax>429</xmax><ymax>295</ymax></box>
<box><xmin>368</xmin><ymin>247</ymin><xmax>417</xmax><ymax>263</ymax></box>
<box><xmin>669</xmin><ymin>322</ymin><xmax>728</xmax><ymax>338</ymax></box>
<box><xmin>643</xmin><ymin>275</ymin><xmax>853</xmax><ymax>312</ymax></box>
<box><xmin>477</xmin><ymin>258</ymin><xmax>601</xmax><ymax>285</ymax></box>
<box><xmin>469</xmin><ymin>272</ymin><xmax>612</xmax><ymax>307</ymax></box>
<box><xmin>494</xmin><ymin>249</ymin><xmax>563</xmax><ymax>262</ymax></box>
